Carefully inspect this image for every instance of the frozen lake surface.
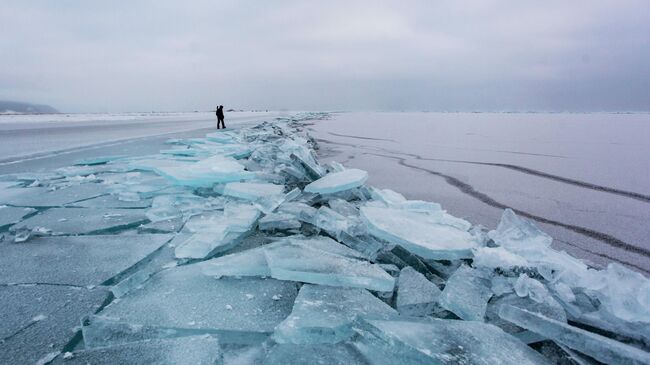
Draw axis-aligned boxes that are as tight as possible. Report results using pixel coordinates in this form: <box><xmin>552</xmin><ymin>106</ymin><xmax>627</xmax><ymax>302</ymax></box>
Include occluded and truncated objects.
<box><xmin>1</xmin><ymin>111</ymin><xmax>649</xmax><ymax>364</ymax></box>
<box><xmin>309</xmin><ymin>112</ymin><xmax>650</xmax><ymax>273</ymax></box>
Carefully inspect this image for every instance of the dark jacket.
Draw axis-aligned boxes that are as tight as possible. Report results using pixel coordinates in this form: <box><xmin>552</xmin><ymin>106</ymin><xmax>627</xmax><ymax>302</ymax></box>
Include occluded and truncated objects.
<box><xmin>216</xmin><ymin>107</ymin><xmax>224</xmax><ymax>119</ymax></box>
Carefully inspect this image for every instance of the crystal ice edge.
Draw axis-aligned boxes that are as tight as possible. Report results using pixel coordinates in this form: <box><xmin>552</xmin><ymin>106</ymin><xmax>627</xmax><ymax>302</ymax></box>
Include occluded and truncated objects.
<box><xmin>0</xmin><ymin>111</ymin><xmax>649</xmax><ymax>364</ymax></box>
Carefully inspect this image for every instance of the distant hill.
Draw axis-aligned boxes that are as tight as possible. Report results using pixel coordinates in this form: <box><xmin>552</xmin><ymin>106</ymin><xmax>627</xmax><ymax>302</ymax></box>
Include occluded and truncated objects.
<box><xmin>0</xmin><ymin>100</ymin><xmax>58</xmax><ymax>114</ymax></box>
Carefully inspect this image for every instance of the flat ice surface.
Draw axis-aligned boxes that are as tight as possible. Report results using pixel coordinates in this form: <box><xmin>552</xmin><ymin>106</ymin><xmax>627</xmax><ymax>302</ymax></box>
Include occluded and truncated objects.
<box><xmin>263</xmin><ymin>343</ymin><xmax>368</xmax><ymax>365</ymax></box>
<box><xmin>96</xmin><ymin>264</ymin><xmax>298</xmax><ymax>343</ymax></box>
<box><xmin>11</xmin><ymin>207</ymin><xmax>149</xmax><ymax>235</ymax></box>
<box><xmin>0</xmin><ymin>234</ymin><xmax>171</xmax><ymax>286</ymax></box>
<box><xmin>50</xmin><ymin>335</ymin><xmax>222</xmax><ymax>365</ymax></box>
<box><xmin>222</xmin><ymin>182</ymin><xmax>285</xmax><ymax>201</ymax></box>
<box><xmin>310</xmin><ymin>112</ymin><xmax>650</xmax><ymax>273</ymax></box>
<box><xmin>361</xmin><ymin>205</ymin><xmax>478</xmax><ymax>260</ymax></box>
<box><xmin>0</xmin><ymin>111</ymin><xmax>279</xmax><ymax>164</ymax></box>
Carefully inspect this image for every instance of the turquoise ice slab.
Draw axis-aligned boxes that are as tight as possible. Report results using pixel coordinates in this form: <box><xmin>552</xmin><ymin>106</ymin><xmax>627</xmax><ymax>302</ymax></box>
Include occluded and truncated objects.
<box><xmin>361</xmin><ymin>205</ymin><xmax>478</xmax><ymax>260</ymax></box>
<box><xmin>304</xmin><ymin>168</ymin><xmax>368</xmax><ymax>194</ymax></box>
<box><xmin>263</xmin><ymin>343</ymin><xmax>368</xmax><ymax>365</ymax></box>
<box><xmin>273</xmin><ymin>284</ymin><xmax>397</xmax><ymax>344</ymax></box>
<box><xmin>0</xmin><ymin>184</ymin><xmax>107</xmax><ymax>207</ymax></box>
<box><xmin>94</xmin><ymin>264</ymin><xmax>298</xmax><ymax>344</ymax></box>
<box><xmin>352</xmin><ymin>317</ymin><xmax>551</xmax><ymax>365</ymax></box>
<box><xmin>264</xmin><ymin>241</ymin><xmax>395</xmax><ymax>292</ymax></box>
<box><xmin>51</xmin><ymin>335</ymin><xmax>222</xmax><ymax>365</ymax></box>
<box><xmin>0</xmin><ymin>206</ymin><xmax>35</xmax><ymax>229</ymax></box>
<box><xmin>499</xmin><ymin>305</ymin><xmax>650</xmax><ymax>365</ymax></box>
<box><xmin>258</xmin><ymin>213</ymin><xmax>302</xmax><ymax>231</ymax></box>
<box><xmin>0</xmin><ymin>234</ymin><xmax>172</xmax><ymax>286</ymax></box>
<box><xmin>439</xmin><ymin>265</ymin><xmax>493</xmax><ymax>321</ymax></box>
<box><xmin>199</xmin><ymin>244</ymin><xmax>273</xmax><ymax>279</ymax></box>
<box><xmin>222</xmin><ymin>182</ymin><xmax>285</xmax><ymax>201</ymax></box>
<box><xmin>10</xmin><ymin>208</ymin><xmax>149</xmax><ymax>235</ymax></box>
<box><xmin>396</xmin><ymin>266</ymin><xmax>442</xmax><ymax>316</ymax></box>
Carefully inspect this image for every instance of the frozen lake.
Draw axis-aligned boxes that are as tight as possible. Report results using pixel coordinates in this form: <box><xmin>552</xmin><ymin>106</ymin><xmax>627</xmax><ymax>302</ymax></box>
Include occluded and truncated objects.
<box><xmin>309</xmin><ymin>112</ymin><xmax>650</xmax><ymax>274</ymax></box>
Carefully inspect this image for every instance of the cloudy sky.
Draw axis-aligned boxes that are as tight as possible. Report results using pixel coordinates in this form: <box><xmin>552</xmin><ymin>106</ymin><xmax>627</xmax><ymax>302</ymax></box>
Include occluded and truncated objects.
<box><xmin>1</xmin><ymin>1</ymin><xmax>649</xmax><ymax>112</ymax></box>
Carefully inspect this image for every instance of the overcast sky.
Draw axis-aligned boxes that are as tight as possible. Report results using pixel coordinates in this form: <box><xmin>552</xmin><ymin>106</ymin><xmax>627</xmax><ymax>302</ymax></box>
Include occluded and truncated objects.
<box><xmin>1</xmin><ymin>1</ymin><xmax>649</xmax><ymax>112</ymax></box>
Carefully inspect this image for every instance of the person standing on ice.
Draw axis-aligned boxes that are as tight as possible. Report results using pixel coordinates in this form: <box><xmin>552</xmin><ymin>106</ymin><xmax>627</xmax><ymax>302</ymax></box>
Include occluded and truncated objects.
<box><xmin>216</xmin><ymin>105</ymin><xmax>226</xmax><ymax>129</ymax></box>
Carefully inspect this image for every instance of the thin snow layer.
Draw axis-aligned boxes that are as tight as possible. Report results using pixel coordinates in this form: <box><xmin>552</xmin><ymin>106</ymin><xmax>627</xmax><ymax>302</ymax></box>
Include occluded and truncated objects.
<box><xmin>0</xmin><ymin>111</ymin><xmax>649</xmax><ymax>364</ymax></box>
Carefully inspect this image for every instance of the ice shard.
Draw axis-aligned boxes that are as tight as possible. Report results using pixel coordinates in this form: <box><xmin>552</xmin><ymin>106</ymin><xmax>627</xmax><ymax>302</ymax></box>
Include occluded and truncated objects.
<box><xmin>259</xmin><ymin>213</ymin><xmax>301</xmax><ymax>231</ymax></box>
<box><xmin>51</xmin><ymin>335</ymin><xmax>222</xmax><ymax>365</ymax></box>
<box><xmin>199</xmin><ymin>245</ymin><xmax>274</xmax><ymax>279</ymax></box>
<box><xmin>351</xmin><ymin>317</ymin><xmax>551</xmax><ymax>365</ymax></box>
<box><xmin>304</xmin><ymin>168</ymin><xmax>368</xmax><ymax>194</ymax></box>
<box><xmin>74</xmin><ymin>155</ymin><xmax>126</xmax><ymax>166</ymax></box>
<box><xmin>361</xmin><ymin>205</ymin><xmax>479</xmax><ymax>260</ymax></box>
<box><xmin>396</xmin><ymin>266</ymin><xmax>441</xmax><ymax>316</ymax></box>
<box><xmin>274</xmin><ymin>284</ymin><xmax>397</xmax><ymax>344</ymax></box>
<box><xmin>499</xmin><ymin>305</ymin><xmax>650</xmax><ymax>365</ymax></box>
<box><xmin>264</xmin><ymin>240</ymin><xmax>395</xmax><ymax>292</ymax></box>
<box><xmin>438</xmin><ymin>265</ymin><xmax>493</xmax><ymax>321</ymax></box>
<box><xmin>92</xmin><ymin>264</ymin><xmax>299</xmax><ymax>344</ymax></box>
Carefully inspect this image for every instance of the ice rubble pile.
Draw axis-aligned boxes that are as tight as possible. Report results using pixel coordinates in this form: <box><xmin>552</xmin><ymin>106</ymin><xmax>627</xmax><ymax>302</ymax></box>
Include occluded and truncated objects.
<box><xmin>1</xmin><ymin>112</ymin><xmax>649</xmax><ymax>364</ymax></box>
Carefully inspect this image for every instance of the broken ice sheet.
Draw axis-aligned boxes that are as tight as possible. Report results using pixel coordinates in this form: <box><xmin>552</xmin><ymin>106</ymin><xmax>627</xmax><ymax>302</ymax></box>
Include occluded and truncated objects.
<box><xmin>304</xmin><ymin>168</ymin><xmax>368</xmax><ymax>194</ymax></box>
<box><xmin>361</xmin><ymin>205</ymin><xmax>479</xmax><ymax>260</ymax></box>
<box><xmin>499</xmin><ymin>305</ymin><xmax>650</xmax><ymax>365</ymax></box>
<box><xmin>0</xmin><ymin>205</ymin><xmax>35</xmax><ymax>230</ymax></box>
<box><xmin>396</xmin><ymin>266</ymin><xmax>442</xmax><ymax>316</ymax></box>
<box><xmin>74</xmin><ymin>155</ymin><xmax>127</xmax><ymax>166</ymax></box>
<box><xmin>10</xmin><ymin>208</ymin><xmax>149</xmax><ymax>236</ymax></box>
<box><xmin>51</xmin><ymin>335</ymin><xmax>222</xmax><ymax>365</ymax></box>
<box><xmin>273</xmin><ymin>284</ymin><xmax>396</xmax><ymax>344</ymax></box>
<box><xmin>92</xmin><ymin>264</ymin><xmax>298</xmax><ymax>344</ymax></box>
<box><xmin>0</xmin><ymin>234</ymin><xmax>172</xmax><ymax>287</ymax></box>
<box><xmin>0</xmin><ymin>184</ymin><xmax>107</xmax><ymax>207</ymax></box>
<box><xmin>351</xmin><ymin>317</ymin><xmax>551</xmax><ymax>365</ymax></box>
<box><xmin>154</xmin><ymin>155</ymin><xmax>254</xmax><ymax>187</ymax></box>
<box><xmin>438</xmin><ymin>265</ymin><xmax>493</xmax><ymax>321</ymax></box>
<box><xmin>264</xmin><ymin>240</ymin><xmax>395</xmax><ymax>292</ymax></box>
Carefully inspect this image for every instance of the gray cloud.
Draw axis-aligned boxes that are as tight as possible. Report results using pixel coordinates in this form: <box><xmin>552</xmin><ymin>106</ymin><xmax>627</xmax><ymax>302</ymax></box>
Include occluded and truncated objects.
<box><xmin>1</xmin><ymin>0</ymin><xmax>648</xmax><ymax>112</ymax></box>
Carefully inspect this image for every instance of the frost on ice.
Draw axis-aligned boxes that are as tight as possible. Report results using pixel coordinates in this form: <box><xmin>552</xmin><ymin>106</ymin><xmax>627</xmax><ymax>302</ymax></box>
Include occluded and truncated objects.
<box><xmin>1</xmin><ymin>112</ymin><xmax>650</xmax><ymax>364</ymax></box>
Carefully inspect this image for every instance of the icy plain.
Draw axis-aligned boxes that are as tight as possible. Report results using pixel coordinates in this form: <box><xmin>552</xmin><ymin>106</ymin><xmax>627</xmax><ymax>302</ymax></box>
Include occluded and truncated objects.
<box><xmin>0</xmin><ymin>111</ymin><xmax>649</xmax><ymax>364</ymax></box>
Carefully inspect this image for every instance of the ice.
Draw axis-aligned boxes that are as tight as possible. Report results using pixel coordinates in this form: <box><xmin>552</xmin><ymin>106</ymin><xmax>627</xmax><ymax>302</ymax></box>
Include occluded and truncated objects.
<box><xmin>73</xmin><ymin>194</ymin><xmax>152</xmax><ymax>209</ymax></box>
<box><xmin>0</xmin><ymin>206</ymin><xmax>35</xmax><ymax>230</ymax></box>
<box><xmin>254</xmin><ymin>188</ymin><xmax>301</xmax><ymax>214</ymax></box>
<box><xmin>74</xmin><ymin>155</ymin><xmax>126</xmax><ymax>165</ymax></box>
<box><xmin>277</xmin><ymin>202</ymin><xmax>317</xmax><ymax>222</ymax></box>
<box><xmin>304</xmin><ymin>168</ymin><xmax>368</xmax><ymax>194</ymax></box>
<box><xmin>199</xmin><ymin>245</ymin><xmax>273</xmax><ymax>279</ymax></box>
<box><xmin>0</xmin><ymin>234</ymin><xmax>171</xmax><ymax>286</ymax></box>
<box><xmin>361</xmin><ymin>205</ymin><xmax>479</xmax><ymax>260</ymax></box>
<box><xmin>274</xmin><ymin>284</ymin><xmax>397</xmax><ymax>344</ymax></box>
<box><xmin>264</xmin><ymin>239</ymin><xmax>395</xmax><ymax>292</ymax></box>
<box><xmin>396</xmin><ymin>266</ymin><xmax>442</xmax><ymax>316</ymax></box>
<box><xmin>263</xmin><ymin>343</ymin><xmax>368</xmax><ymax>365</ymax></box>
<box><xmin>222</xmin><ymin>182</ymin><xmax>285</xmax><ymax>201</ymax></box>
<box><xmin>259</xmin><ymin>213</ymin><xmax>302</xmax><ymax>231</ymax></box>
<box><xmin>91</xmin><ymin>264</ymin><xmax>299</xmax><ymax>344</ymax></box>
<box><xmin>10</xmin><ymin>208</ymin><xmax>148</xmax><ymax>237</ymax></box>
<box><xmin>499</xmin><ymin>305</ymin><xmax>650</xmax><ymax>365</ymax></box>
<box><xmin>51</xmin><ymin>335</ymin><xmax>222</xmax><ymax>365</ymax></box>
<box><xmin>488</xmin><ymin>208</ymin><xmax>553</xmax><ymax>255</ymax></box>
<box><xmin>438</xmin><ymin>265</ymin><xmax>493</xmax><ymax>321</ymax></box>
<box><xmin>351</xmin><ymin>317</ymin><xmax>551</xmax><ymax>365</ymax></box>
<box><xmin>473</xmin><ymin>246</ymin><xmax>529</xmax><ymax>269</ymax></box>
<box><xmin>145</xmin><ymin>155</ymin><xmax>254</xmax><ymax>187</ymax></box>
<box><xmin>311</xmin><ymin>206</ymin><xmax>355</xmax><ymax>239</ymax></box>
<box><xmin>0</xmin><ymin>184</ymin><xmax>107</xmax><ymax>207</ymax></box>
